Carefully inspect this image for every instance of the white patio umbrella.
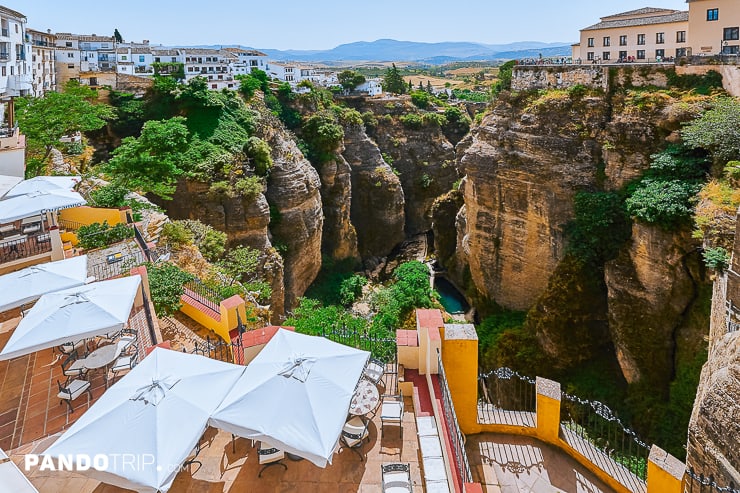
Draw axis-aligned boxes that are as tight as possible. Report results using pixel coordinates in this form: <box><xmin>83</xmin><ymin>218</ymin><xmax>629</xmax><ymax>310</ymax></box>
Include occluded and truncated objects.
<box><xmin>0</xmin><ymin>190</ymin><xmax>86</xmax><ymax>224</ymax></box>
<box><xmin>0</xmin><ymin>255</ymin><xmax>89</xmax><ymax>312</ymax></box>
<box><xmin>5</xmin><ymin>175</ymin><xmax>80</xmax><ymax>198</ymax></box>
<box><xmin>0</xmin><ymin>447</ymin><xmax>39</xmax><ymax>493</ymax></box>
<box><xmin>43</xmin><ymin>347</ymin><xmax>247</xmax><ymax>493</ymax></box>
<box><xmin>0</xmin><ymin>174</ymin><xmax>23</xmax><ymax>199</ymax></box>
<box><xmin>0</xmin><ymin>275</ymin><xmax>141</xmax><ymax>361</ymax></box>
<box><xmin>209</xmin><ymin>329</ymin><xmax>370</xmax><ymax>467</ymax></box>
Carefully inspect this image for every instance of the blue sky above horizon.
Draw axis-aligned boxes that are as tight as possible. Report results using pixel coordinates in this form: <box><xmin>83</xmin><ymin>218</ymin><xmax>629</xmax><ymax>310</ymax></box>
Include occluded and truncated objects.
<box><xmin>15</xmin><ymin>1</ymin><xmax>687</xmax><ymax>50</ymax></box>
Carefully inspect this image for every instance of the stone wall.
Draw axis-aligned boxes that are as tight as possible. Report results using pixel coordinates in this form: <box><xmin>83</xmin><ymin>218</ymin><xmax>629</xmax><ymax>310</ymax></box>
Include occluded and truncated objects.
<box><xmin>511</xmin><ymin>65</ymin><xmax>673</xmax><ymax>92</ymax></box>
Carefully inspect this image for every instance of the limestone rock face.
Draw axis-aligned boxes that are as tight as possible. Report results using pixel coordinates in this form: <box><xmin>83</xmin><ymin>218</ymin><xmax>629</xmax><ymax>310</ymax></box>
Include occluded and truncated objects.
<box><xmin>454</xmin><ymin>96</ymin><xmax>606</xmax><ymax>309</ymax></box>
<box><xmin>316</xmin><ymin>152</ymin><xmax>359</xmax><ymax>261</ymax></box>
<box><xmin>342</xmin><ymin>124</ymin><xmax>406</xmax><ymax>259</ymax></box>
<box><xmin>604</xmin><ymin>224</ymin><xmax>701</xmax><ymax>387</ymax></box>
<box><xmin>264</xmin><ymin>131</ymin><xmax>324</xmax><ymax>312</ymax></box>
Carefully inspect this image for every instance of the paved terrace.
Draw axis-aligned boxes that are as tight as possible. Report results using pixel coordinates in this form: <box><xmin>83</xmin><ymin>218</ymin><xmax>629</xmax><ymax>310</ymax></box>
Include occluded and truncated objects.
<box><xmin>0</xmin><ymin>309</ymin><xmax>152</xmax><ymax>452</ymax></box>
<box><xmin>9</xmin><ymin>395</ymin><xmax>422</xmax><ymax>492</ymax></box>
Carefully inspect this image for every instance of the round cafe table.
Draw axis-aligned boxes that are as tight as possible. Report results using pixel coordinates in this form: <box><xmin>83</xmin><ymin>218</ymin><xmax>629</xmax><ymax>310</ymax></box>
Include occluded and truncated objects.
<box><xmin>349</xmin><ymin>379</ymin><xmax>380</xmax><ymax>416</ymax></box>
<box><xmin>84</xmin><ymin>344</ymin><xmax>122</xmax><ymax>370</ymax></box>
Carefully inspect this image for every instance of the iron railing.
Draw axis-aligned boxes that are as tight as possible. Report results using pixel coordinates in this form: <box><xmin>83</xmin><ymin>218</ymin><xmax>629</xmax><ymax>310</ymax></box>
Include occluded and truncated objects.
<box><xmin>477</xmin><ymin>367</ymin><xmax>537</xmax><ymax>427</ymax></box>
<box><xmin>684</xmin><ymin>468</ymin><xmax>740</xmax><ymax>493</ymax></box>
<box><xmin>133</xmin><ymin>225</ymin><xmax>156</xmax><ymax>262</ymax></box>
<box><xmin>183</xmin><ymin>278</ymin><xmax>222</xmax><ymax>313</ymax></box>
<box><xmin>142</xmin><ymin>289</ymin><xmax>158</xmax><ymax>346</ymax></box>
<box><xmin>58</xmin><ymin>218</ymin><xmax>86</xmax><ymax>231</ymax></box>
<box><xmin>315</xmin><ymin>324</ymin><xmax>397</xmax><ymax>363</ymax></box>
<box><xmin>188</xmin><ymin>333</ymin><xmax>244</xmax><ymax>364</ymax></box>
<box><xmin>560</xmin><ymin>390</ymin><xmax>649</xmax><ymax>492</ymax></box>
<box><xmin>0</xmin><ymin>234</ymin><xmax>53</xmax><ymax>263</ymax></box>
<box><xmin>438</xmin><ymin>353</ymin><xmax>473</xmax><ymax>485</ymax></box>
<box><xmin>88</xmin><ymin>251</ymin><xmax>146</xmax><ymax>280</ymax></box>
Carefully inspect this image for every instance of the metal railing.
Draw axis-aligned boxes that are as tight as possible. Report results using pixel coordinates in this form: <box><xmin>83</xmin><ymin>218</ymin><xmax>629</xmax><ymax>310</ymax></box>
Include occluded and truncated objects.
<box><xmin>315</xmin><ymin>324</ymin><xmax>397</xmax><ymax>363</ymax></box>
<box><xmin>142</xmin><ymin>289</ymin><xmax>158</xmax><ymax>346</ymax></box>
<box><xmin>88</xmin><ymin>251</ymin><xmax>146</xmax><ymax>280</ymax></box>
<box><xmin>133</xmin><ymin>225</ymin><xmax>156</xmax><ymax>262</ymax></box>
<box><xmin>188</xmin><ymin>333</ymin><xmax>244</xmax><ymax>365</ymax></box>
<box><xmin>560</xmin><ymin>390</ymin><xmax>649</xmax><ymax>492</ymax></box>
<box><xmin>0</xmin><ymin>235</ymin><xmax>53</xmax><ymax>263</ymax></box>
<box><xmin>684</xmin><ymin>468</ymin><xmax>740</xmax><ymax>493</ymax></box>
<box><xmin>438</xmin><ymin>353</ymin><xmax>473</xmax><ymax>486</ymax></box>
<box><xmin>477</xmin><ymin>367</ymin><xmax>537</xmax><ymax>426</ymax></box>
<box><xmin>183</xmin><ymin>278</ymin><xmax>222</xmax><ymax>313</ymax></box>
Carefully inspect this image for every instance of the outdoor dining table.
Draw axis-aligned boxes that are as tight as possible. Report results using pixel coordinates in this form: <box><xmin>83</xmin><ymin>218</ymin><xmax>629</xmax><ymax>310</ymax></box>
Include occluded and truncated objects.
<box><xmin>84</xmin><ymin>344</ymin><xmax>122</xmax><ymax>387</ymax></box>
<box><xmin>348</xmin><ymin>378</ymin><xmax>380</xmax><ymax>416</ymax></box>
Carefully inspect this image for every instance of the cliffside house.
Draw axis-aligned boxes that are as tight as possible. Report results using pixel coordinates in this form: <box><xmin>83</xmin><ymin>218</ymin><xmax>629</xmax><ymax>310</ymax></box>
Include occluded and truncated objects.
<box><xmin>222</xmin><ymin>47</ymin><xmax>268</xmax><ymax>76</ymax></box>
<box><xmin>27</xmin><ymin>28</ymin><xmax>55</xmax><ymax>97</ymax></box>
<box><xmin>574</xmin><ymin>7</ymin><xmax>689</xmax><ymax>62</ymax></box>
<box><xmin>687</xmin><ymin>0</ymin><xmax>740</xmax><ymax>55</ymax></box>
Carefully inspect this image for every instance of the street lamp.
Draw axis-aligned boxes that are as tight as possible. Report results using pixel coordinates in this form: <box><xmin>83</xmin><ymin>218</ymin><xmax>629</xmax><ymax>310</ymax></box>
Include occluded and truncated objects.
<box><xmin>723</xmin><ymin>40</ymin><xmax>729</xmax><ymax>64</ymax></box>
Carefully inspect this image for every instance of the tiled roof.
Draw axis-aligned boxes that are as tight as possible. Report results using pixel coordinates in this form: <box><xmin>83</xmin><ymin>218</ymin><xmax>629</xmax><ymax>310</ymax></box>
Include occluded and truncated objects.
<box><xmin>116</xmin><ymin>47</ymin><xmax>151</xmax><ymax>54</ymax></box>
<box><xmin>177</xmin><ymin>48</ymin><xmax>221</xmax><ymax>55</ymax></box>
<box><xmin>416</xmin><ymin>309</ymin><xmax>444</xmax><ymax>331</ymax></box>
<box><xmin>601</xmin><ymin>7</ymin><xmax>680</xmax><ymax>20</ymax></box>
<box><xmin>582</xmin><ymin>10</ymin><xmax>688</xmax><ymax>31</ymax></box>
<box><xmin>0</xmin><ymin>6</ymin><xmax>26</xmax><ymax>19</ymax></box>
<box><xmin>151</xmin><ymin>49</ymin><xmax>179</xmax><ymax>56</ymax></box>
<box><xmin>223</xmin><ymin>47</ymin><xmax>268</xmax><ymax>57</ymax></box>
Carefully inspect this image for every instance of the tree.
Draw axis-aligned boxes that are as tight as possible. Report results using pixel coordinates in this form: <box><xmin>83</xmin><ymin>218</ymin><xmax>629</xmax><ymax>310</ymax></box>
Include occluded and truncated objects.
<box><xmin>113</xmin><ymin>29</ymin><xmax>123</xmax><ymax>43</ymax></box>
<box><xmin>217</xmin><ymin>245</ymin><xmax>272</xmax><ymax>301</ymax></box>
<box><xmin>145</xmin><ymin>262</ymin><xmax>195</xmax><ymax>316</ymax></box>
<box><xmin>382</xmin><ymin>63</ymin><xmax>407</xmax><ymax>94</ymax></box>
<box><xmin>103</xmin><ymin>116</ymin><xmax>190</xmax><ymax>199</ymax></box>
<box><xmin>337</xmin><ymin>70</ymin><xmax>366</xmax><ymax>92</ymax></box>
<box><xmin>15</xmin><ymin>81</ymin><xmax>114</xmax><ymax>175</ymax></box>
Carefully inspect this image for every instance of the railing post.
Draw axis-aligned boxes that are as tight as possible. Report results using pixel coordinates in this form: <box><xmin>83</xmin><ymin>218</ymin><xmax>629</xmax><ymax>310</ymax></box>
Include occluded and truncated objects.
<box><xmin>646</xmin><ymin>445</ymin><xmax>684</xmax><ymax>493</ymax></box>
<box><xmin>535</xmin><ymin>377</ymin><xmax>561</xmax><ymax>444</ymax></box>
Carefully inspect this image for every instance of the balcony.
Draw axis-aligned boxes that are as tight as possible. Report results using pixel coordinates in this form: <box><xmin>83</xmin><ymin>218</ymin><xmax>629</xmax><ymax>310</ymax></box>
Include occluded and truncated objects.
<box><xmin>0</xmin><ymin>52</ymin><xmax>8</xmax><ymax>61</ymax></box>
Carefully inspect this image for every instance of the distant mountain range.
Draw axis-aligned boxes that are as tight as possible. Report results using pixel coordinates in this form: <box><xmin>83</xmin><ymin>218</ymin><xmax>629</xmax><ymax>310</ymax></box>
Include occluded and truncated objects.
<box><xmin>199</xmin><ymin>39</ymin><xmax>573</xmax><ymax>64</ymax></box>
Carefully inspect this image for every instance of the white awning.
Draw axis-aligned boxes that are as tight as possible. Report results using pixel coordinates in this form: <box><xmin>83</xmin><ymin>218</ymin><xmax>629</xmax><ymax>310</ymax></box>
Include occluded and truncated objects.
<box><xmin>5</xmin><ymin>176</ymin><xmax>80</xmax><ymax>198</ymax></box>
<box><xmin>0</xmin><ymin>190</ymin><xmax>86</xmax><ymax>224</ymax></box>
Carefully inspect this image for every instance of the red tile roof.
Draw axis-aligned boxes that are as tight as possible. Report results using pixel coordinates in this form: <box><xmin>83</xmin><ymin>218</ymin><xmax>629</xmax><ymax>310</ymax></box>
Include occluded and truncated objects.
<box><xmin>416</xmin><ymin>309</ymin><xmax>444</xmax><ymax>330</ymax></box>
<box><xmin>234</xmin><ymin>326</ymin><xmax>295</xmax><ymax>348</ymax></box>
<box><xmin>396</xmin><ymin>329</ymin><xmax>418</xmax><ymax>347</ymax></box>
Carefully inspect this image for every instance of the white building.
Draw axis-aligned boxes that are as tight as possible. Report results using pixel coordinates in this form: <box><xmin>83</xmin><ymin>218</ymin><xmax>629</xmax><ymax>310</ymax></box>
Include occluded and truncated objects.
<box><xmin>222</xmin><ymin>47</ymin><xmax>268</xmax><ymax>75</ymax></box>
<box><xmin>180</xmin><ymin>48</ymin><xmax>237</xmax><ymax>90</ymax></box>
<box><xmin>0</xmin><ymin>5</ymin><xmax>32</xmax><ymax>101</ymax></box>
<box><xmin>27</xmin><ymin>28</ymin><xmax>55</xmax><ymax>96</ymax></box>
<box><xmin>355</xmin><ymin>78</ymin><xmax>383</xmax><ymax>96</ymax></box>
<box><xmin>267</xmin><ymin>61</ymin><xmax>319</xmax><ymax>85</ymax></box>
<box><xmin>116</xmin><ymin>46</ymin><xmax>153</xmax><ymax>76</ymax></box>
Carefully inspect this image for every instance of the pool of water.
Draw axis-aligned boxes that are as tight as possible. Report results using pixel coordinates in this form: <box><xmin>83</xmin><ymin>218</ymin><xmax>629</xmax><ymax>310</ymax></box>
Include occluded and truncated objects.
<box><xmin>435</xmin><ymin>276</ymin><xmax>469</xmax><ymax>315</ymax></box>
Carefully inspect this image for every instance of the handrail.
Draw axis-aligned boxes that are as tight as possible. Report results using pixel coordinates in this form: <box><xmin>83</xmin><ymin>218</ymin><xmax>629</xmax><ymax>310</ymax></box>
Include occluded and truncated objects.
<box><xmin>183</xmin><ymin>278</ymin><xmax>222</xmax><ymax>313</ymax></box>
<box><xmin>438</xmin><ymin>352</ymin><xmax>474</xmax><ymax>485</ymax></box>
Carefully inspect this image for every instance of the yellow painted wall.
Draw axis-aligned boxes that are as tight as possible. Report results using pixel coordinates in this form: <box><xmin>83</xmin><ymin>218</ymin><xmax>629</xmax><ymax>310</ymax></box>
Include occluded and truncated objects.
<box><xmin>441</xmin><ymin>333</ymin><xmax>480</xmax><ymax>434</ymax></box>
<box><xmin>179</xmin><ymin>294</ymin><xmax>247</xmax><ymax>345</ymax></box>
<box><xmin>59</xmin><ymin>206</ymin><xmax>129</xmax><ymax>228</ymax></box>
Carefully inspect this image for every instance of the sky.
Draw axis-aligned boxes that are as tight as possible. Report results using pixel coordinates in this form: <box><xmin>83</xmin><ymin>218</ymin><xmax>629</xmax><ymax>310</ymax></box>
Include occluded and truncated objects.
<box><xmin>14</xmin><ymin>0</ymin><xmax>688</xmax><ymax>50</ymax></box>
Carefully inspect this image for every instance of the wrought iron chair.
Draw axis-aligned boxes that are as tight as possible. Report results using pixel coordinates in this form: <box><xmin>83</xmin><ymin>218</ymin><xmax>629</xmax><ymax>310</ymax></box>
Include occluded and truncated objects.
<box><xmin>58</xmin><ymin>339</ymin><xmax>86</xmax><ymax>355</ymax></box>
<box><xmin>381</xmin><ymin>463</ymin><xmax>412</xmax><ymax>492</ymax></box>
<box><xmin>57</xmin><ymin>379</ymin><xmax>92</xmax><ymax>422</ymax></box>
<box><xmin>341</xmin><ymin>416</ymin><xmax>370</xmax><ymax>461</ymax></box>
<box><xmin>110</xmin><ymin>348</ymin><xmax>139</xmax><ymax>383</ymax></box>
<box><xmin>257</xmin><ymin>442</ymin><xmax>287</xmax><ymax>477</ymax></box>
<box><xmin>363</xmin><ymin>357</ymin><xmax>385</xmax><ymax>386</ymax></box>
<box><xmin>380</xmin><ymin>393</ymin><xmax>404</xmax><ymax>439</ymax></box>
<box><xmin>60</xmin><ymin>350</ymin><xmax>88</xmax><ymax>382</ymax></box>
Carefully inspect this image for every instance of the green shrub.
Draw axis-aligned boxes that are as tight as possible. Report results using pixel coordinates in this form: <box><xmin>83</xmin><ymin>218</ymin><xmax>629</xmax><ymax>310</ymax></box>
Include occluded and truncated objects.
<box><xmin>243</xmin><ymin>136</ymin><xmax>273</xmax><ymax>176</ymax></box>
<box><xmin>144</xmin><ymin>262</ymin><xmax>195</xmax><ymax>316</ymax></box>
<box><xmin>702</xmin><ymin>246</ymin><xmax>730</xmax><ymax>271</ymax></box>
<box><xmin>234</xmin><ymin>176</ymin><xmax>264</xmax><ymax>201</ymax></box>
<box><xmin>399</xmin><ymin>113</ymin><xmax>423</xmax><ymax>129</ymax></box>
<box><xmin>90</xmin><ymin>184</ymin><xmax>129</xmax><ymax>208</ymax></box>
<box><xmin>160</xmin><ymin>222</ymin><xmax>194</xmax><ymax>250</ymax></box>
<box><xmin>565</xmin><ymin>192</ymin><xmax>630</xmax><ymax>266</ymax></box>
<box><xmin>77</xmin><ymin>221</ymin><xmax>135</xmax><ymax>250</ymax></box>
<box><xmin>410</xmin><ymin>90</ymin><xmax>431</xmax><ymax>109</ymax></box>
<box><xmin>339</xmin><ymin>274</ymin><xmax>367</xmax><ymax>306</ymax></box>
<box><xmin>421</xmin><ymin>112</ymin><xmax>447</xmax><ymax>127</ymax></box>
<box><xmin>626</xmin><ymin>179</ymin><xmax>702</xmax><ymax>228</ymax></box>
<box><xmin>301</xmin><ymin>111</ymin><xmax>344</xmax><ymax>163</ymax></box>
<box><xmin>682</xmin><ymin>97</ymin><xmax>740</xmax><ymax>162</ymax></box>
<box><xmin>170</xmin><ymin>219</ymin><xmax>227</xmax><ymax>262</ymax></box>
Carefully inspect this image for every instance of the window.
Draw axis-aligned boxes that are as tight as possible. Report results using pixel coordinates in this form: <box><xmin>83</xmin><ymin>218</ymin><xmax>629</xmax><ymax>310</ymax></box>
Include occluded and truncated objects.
<box><xmin>587</xmin><ymin>37</ymin><xmax>594</xmax><ymax>47</ymax></box>
<box><xmin>211</xmin><ymin>84</ymin><xmax>217</xmax><ymax>89</ymax></box>
<box><xmin>656</xmin><ymin>49</ymin><xmax>665</xmax><ymax>59</ymax></box>
<box><xmin>602</xmin><ymin>52</ymin><xmax>611</xmax><ymax>61</ymax></box>
<box><xmin>67</xmin><ymin>52</ymin><xmax>74</xmax><ymax>58</ymax></box>
<box><xmin>676</xmin><ymin>48</ymin><xmax>687</xmax><ymax>57</ymax></box>
<box><xmin>587</xmin><ymin>51</ymin><xmax>594</xmax><ymax>61</ymax></box>
<box><xmin>14</xmin><ymin>24</ymin><xmax>18</xmax><ymax>33</ymax></box>
<box><xmin>67</xmin><ymin>63</ymin><xmax>74</xmax><ymax>69</ymax></box>
<box><xmin>637</xmin><ymin>50</ymin><xmax>646</xmax><ymax>60</ymax></box>
<box><xmin>171</xmin><ymin>57</ymin><xmax>176</xmax><ymax>62</ymax></box>
<box><xmin>139</xmin><ymin>55</ymin><xmax>145</xmax><ymax>63</ymax></box>
<box><xmin>65</xmin><ymin>41</ymin><xmax>72</xmax><ymax>48</ymax></box>
<box><xmin>707</xmin><ymin>8</ymin><xmax>719</xmax><ymax>21</ymax></box>
<box><xmin>603</xmin><ymin>36</ymin><xmax>610</xmax><ymax>47</ymax></box>
<box><xmin>725</xmin><ymin>45</ymin><xmax>740</xmax><ymax>54</ymax></box>
<box><xmin>619</xmin><ymin>51</ymin><xmax>628</xmax><ymax>60</ymax></box>
<box><xmin>619</xmin><ymin>35</ymin><xmax>627</xmax><ymax>46</ymax></box>
<box><xmin>724</xmin><ymin>27</ymin><xmax>739</xmax><ymax>41</ymax></box>
<box><xmin>637</xmin><ymin>34</ymin><xmax>646</xmax><ymax>45</ymax></box>
<box><xmin>656</xmin><ymin>32</ymin><xmax>665</xmax><ymax>44</ymax></box>
<box><xmin>677</xmin><ymin>31</ymin><xmax>686</xmax><ymax>43</ymax></box>
<box><xmin>154</xmin><ymin>57</ymin><xmax>160</xmax><ymax>63</ymax></box>
<box><xmin>1</xmin><ymin>67</ymin><xmax>5</xmax><ymax>76</ymax></box>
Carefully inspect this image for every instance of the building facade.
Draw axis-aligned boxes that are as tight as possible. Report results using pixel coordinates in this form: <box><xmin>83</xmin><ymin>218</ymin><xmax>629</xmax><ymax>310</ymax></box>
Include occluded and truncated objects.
<box><xmin>222</xmin><ymin>47</ymin><xmax>268</xmax><ymax>75</ymax></box>
<box><xmin>27</xmin><ymin>28</ymin><xmax>55</xmax><ymax>96</ymax></box>
<box><xmin>687</xmin><ymin>0</ymin><xmax>740</xmax><ymax>55</ymax></box>
<box><xmin>180</xmin><ymin>48</ymin><xmax>237</xmax><ymax>90</ymax></box>
<box><xmin>576</xmin><ymin>7</ymin><xmax>690</xmax><ymax>62</ymax></box>
<box><xmin>0</xmin><ymin>5</ymin><xmax>32</xmax><ymax>102</ymax></box>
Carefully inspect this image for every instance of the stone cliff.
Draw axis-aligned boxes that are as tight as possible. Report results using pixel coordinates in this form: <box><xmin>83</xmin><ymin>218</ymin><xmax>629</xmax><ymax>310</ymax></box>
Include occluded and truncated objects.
<box><xmin>451</xmin><ymin>87</ymin><xmax>709</xmax><ymax>394</ymax></box>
